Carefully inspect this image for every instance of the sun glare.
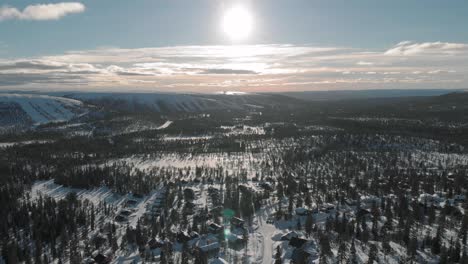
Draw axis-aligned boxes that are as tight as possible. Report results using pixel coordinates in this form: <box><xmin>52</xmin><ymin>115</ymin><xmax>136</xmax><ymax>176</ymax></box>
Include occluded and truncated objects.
<box><xmin>223</xmin><ymin>6</ymin><xmax>253</xmax><ymax>41</ymax></box>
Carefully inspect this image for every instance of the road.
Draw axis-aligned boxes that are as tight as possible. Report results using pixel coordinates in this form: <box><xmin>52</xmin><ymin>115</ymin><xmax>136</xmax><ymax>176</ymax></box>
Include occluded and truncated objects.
<box><xmin>251</xmin><ymin>200</ymin><xmax>279</xmax><ymax>264</ymax></box>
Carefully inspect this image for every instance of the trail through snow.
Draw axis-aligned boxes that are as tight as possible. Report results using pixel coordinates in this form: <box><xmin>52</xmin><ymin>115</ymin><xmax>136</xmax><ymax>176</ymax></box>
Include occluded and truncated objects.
<box><xmin>252</xmin><ymin>201</ymin><xmax>278</xmax><ymax>264</ymax></box>
<box><xmin>156</xmin><ymin>120</ymin><xmax>173</xmax><ymax>130</ymax></box>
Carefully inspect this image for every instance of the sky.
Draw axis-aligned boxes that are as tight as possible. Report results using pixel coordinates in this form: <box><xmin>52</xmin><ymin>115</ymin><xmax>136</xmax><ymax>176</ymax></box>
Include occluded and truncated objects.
<box><xmin>0</xmin><ymin>0</ymin><xmax>467</xmax><ymax>93</ymax></box>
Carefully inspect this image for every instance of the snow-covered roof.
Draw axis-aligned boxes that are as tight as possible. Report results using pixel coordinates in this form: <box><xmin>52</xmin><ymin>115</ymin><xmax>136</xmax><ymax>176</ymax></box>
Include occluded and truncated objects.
<box><xmin>199</xmin><ymin>242</ymin><xmax>220</xmax><ymax>252</ymax></box>
<box><xmin>210</xmin><ymin>257</ymin><xmax>229</xmax><ymax>264</ymax></box>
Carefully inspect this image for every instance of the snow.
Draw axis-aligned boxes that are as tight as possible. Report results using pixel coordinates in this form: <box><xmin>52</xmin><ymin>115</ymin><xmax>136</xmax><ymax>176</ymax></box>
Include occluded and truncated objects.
<box><xmin>220</xmin><ymin>125</ymin><xmax>266</xmax><ymax>136</ymax></box>
<box><xmin>252</xmin><ymin>200</ymin><xmax>283</xmax><ymax>264</ymax></box>
<box><xmin>111</xmin><ymin>152</ymin><xmax>262</xmax><ymax>177</ymax></box>
<box><xmin>210</xmin><ymin>257</ymin><xmax>229</xmax><ymax>264</ymax></box>
<box><xmin>0</xmin><ymin>93</ymin><xmax>86</xmax><ymax>124</ymax></box>
<box><xmin>0</xmin><ymin>140</ymin><xmax>54</xmax><ymax>149</ymax></box>
<box><xmin>31</xmin><ymin>180</ymin><xmax>123</xmax><ymax>206</ymax></box>
<box><xmin>162</xmin><ymin>135</ymin><xmax>213</xmax><ymax>141</ymax></box>
<box><xmin>156</xmin><ymin>120</ymin><xmax>173</xmax><ymax>130</ymax></box>
<box><xmin>69</xmin><ymin>93</ymin><xmax>208</xmax><ymax>112</ymax></box>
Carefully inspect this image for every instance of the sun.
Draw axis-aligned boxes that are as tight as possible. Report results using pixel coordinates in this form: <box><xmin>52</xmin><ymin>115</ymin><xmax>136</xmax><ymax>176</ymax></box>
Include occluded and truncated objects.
<box><xmin>222</xmin><ymin>6</ymin><xmax>253</xmax><ymax>41</ymax></box>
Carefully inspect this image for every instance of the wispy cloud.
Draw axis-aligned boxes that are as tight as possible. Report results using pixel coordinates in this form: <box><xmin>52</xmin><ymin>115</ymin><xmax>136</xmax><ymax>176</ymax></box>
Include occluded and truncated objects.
<box><xmin>0</xmin><ymin>42</ymin><xmax>467</xmax><ymax>92</ymax></box>
<box><xmin>385</xmin><ymin>41</ymin><xmax>468</xmax><ymax>56</ymax></box>
<box><xmin>0</xmin><ymin>2</ymin><xmax>85</xmax><ymax>21</ymax></box>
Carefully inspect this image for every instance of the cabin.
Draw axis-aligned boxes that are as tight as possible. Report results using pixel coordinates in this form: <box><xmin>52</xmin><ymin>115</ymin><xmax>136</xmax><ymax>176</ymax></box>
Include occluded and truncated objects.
<box><xmin>125</xmin><ymin>199</ymin><xmax>138</xmax><ymax>207</ymax></box>
<box><xmin>119</xmin><ymin>209</ymin><xmax>132</xmax><ymax>216</ymax></box>
<box><xmin>195</xmin><ymin>236</ymin><xmax>221</xmax><ymax>258</ymax></box>
<box><xmin>259</xmin><ymin>182</ymin><xmax>274</xmax><ymax>191</ymax></box>
<box><xmin>455</xmin><ymin>194</ymin><xmax>466</xmax><ymax>203</ymax></box>
<box><xmin>148</xmin><ymin>238</ymin><xmax>165</xmax><ymax>249</ymax></box>
<box><xmin>295</xmin><ymin>207</ymin><xmax>309</xmax><ymax>216</ymax></box>
<box><xmin>345</xmin><ymin>199</ymin><xmax>357</xmax><ymax>206</ymax></box>
<box><xmin>210</xmin><ymin>257</ymin><xmax>229</xmax><ymax>264</ymax></box>
<box><xmin>225</xmin><ymin>229</ymin><xmax>246</xmax><ymax>249</ymax></box>
<box><xmin>177</xmin><ymin>231</ymin><xmax>192</xmax><ymax>243</ymax></box>
<box><xmin>356</xmin><ymin>208</ymin><xmax>371</xmax><ymax>219</ymax></box>
<box><xmin>291</xmin><ymin>248</ymin><xmax>311</xmax><ymax>264</ymax></box>
<box><xmin>114</xmin><ymin>215</ymin><xmax>126</xmax><ymax>222</ymax></box>
<box><xmin>190</xmin><ymin>231</ymin><xmax>200</xmax><ymax>239</ymax></box>
<box><xmin>289</xmin><ymin>237</ymin><xmax>308</xmax><ymax>248</ymax></box>
<box><xmin>199</xmin><ymin>242</ymin><xmax>220</xmax><ymax>254</ymax></box>
<box><xmin>208</xmin><ymin>222</ymin><xmax>223</xmax><ymax>233</ymax></box>
<box><xmin>230</xmin><ymin>217</ymin><xmax>245</xmax><ymax>228</ymax></box>
<box><xmin>321</xmin><ymin>204</ymin><xmax>335</xmax><ymax>213</ymax></box>
<box><xmin>360</xmin><ymin>195</ymin><xmax>381</xmax><ymax>207</ymax></box>
<box><xmin>93</xmin><ymin>253</ymin><xmax>111</xmax><ymax>264</ymax></box>
<box><xmin>281</xmin><ymin>231</ymin><xmax>299</xmax><ymax>241</ymax></box>
<box><xmin>418</xmin><ymin>193</ymin><xmax>443</xmax><ymax>206</ymax></box>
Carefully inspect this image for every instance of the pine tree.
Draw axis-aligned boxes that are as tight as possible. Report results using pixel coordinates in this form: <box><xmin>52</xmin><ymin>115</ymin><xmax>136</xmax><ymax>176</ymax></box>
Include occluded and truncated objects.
<box><xmin>305</xmin><ymin>213</ymin><xmax>313</xmax><ymax>237</ymax></box>
<box><xmin>452</xmin><ymin>242</ymin><xmax>461</xmax><ymax>263</ymax></box>
<box><xmin>348</xmin><ymin>239</ymin><xmax>358</xmax><ymax>264</ymax></box>
<box><xmin>319</xmin><ymin>233</ymin><xmax>332</xmax><ymax>257</ymax></box>
<box><xmin>432</xmin><ymin>225</ymin><xmax>443</xmax><ymax>255</ymax></box>
<box><xmin>440</xmin><ymin>246</ymin><xmax>448</xmax><ymax>264</ymax></box>
<box><xmin>461</xmin><ymin>245</ymin><xmax>468</xmax><ymax>264</ymax></box>
<box><xmin>6</xmin><ymin>241</ymin><xmax>19</xmax><ymax>264</ymax></box>
<box><xmin>160</xmin><ymin>250</ymin><xmax>167</xmax><ymax>264</ymax></box>
<box><xmin>274</xmin><ymin>245</ymin><xmax>282</xmax><ymax>264</ymax></box>
<box><xmin>367</xmin><ymin>244</ymin><xmax>378</xmax><ymax>264</ymax></box>
<box><xmin>337</xmin><ymin>240</ymin><xmax>347</xmax><ymax>264</ymax></box>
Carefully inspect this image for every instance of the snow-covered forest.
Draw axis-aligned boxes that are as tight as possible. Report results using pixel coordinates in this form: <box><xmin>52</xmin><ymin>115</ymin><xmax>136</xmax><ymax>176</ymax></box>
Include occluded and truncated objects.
<box><xmin>1</xmin><ymin>92</ymin><xmax>468</xmax><ymax>264</ymax></box>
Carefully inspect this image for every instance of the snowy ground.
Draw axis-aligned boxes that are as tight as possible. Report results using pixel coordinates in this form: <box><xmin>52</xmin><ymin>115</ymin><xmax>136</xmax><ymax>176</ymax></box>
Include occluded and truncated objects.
<box><xmin>31</xmin><ymin>179</ymin><xmax>124</xmax><ymax>206</ymax></box>
<box><xmin>0</xmin><ymin>93</ymin><xmax>86</xmax><ymax>124</ymax></box>
<box><xmin>0</xmin><ymin>140</ymin><xmax>54</xmax><ymax>149</ymax></box>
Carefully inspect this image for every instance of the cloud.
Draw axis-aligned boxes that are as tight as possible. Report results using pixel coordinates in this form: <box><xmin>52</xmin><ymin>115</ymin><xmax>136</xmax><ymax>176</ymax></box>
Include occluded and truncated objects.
<box><xmin>356</xmin><ymin>61</ymin><xmax>374</xmax><ymax>66</ymax></box>
<box><xmin>0</xmin><ymin>2</ymin><xmax>85</xmax><ymax>21</ymax></box>
<box><xmin>0</xmin><ymin>42</ymin><xmax>467</xmax><ymax>92</ymax></box>
<box><xmin>196</xmin><ymin>69</ymin><xmax>258</xmax><ymax>75</ymax></box>
<box><xmin>106</xmin><ymin>65</ymin><xmax>158</xmax><ymax>76</ymax></box>
<box><xmin>0</xmin><ymin>60</ymin><xmax>66</xmax><ymax>70</ymax></box>
<box><xmin>385</xmin><ymin>41</ymin><xmax>468</xmax><ymax>56</ymax></box>
<box><xmin>0</xmin><ymin>72</ymin><xmax>85</xmax><ymax>86</ymax></box>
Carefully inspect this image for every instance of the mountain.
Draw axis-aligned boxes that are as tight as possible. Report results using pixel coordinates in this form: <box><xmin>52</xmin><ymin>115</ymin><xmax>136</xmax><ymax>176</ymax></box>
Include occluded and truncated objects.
<box><xmin>65</xmin><ymin>92</ymin><xmax>305</xmax><ymax>113</ymax></box>
<box><xmin>281</xmin><ymin>89</ymin><xmax>464</xmax><ymax>101</ymax></box>
<box><xmin>0</xmin><ymin>94</ymin><xmax>87</xmax><ymax>129</ymax></box>
<box><xmin>313</xmin><ymin>91</ymin><xmax>468</xmax><ymax>122</ymax></box>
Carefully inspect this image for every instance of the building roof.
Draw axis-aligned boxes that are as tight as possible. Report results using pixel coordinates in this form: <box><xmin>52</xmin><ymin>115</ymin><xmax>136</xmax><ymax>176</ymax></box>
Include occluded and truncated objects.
<box><xmin>289</xmin><ymin>237</ymin><xmax>308</xmax><ymax>248</ymax></box>
<box><xmin>210</xmin><ymin>257</ymin><xmax>229</xmax><ymax>264</ymax></box>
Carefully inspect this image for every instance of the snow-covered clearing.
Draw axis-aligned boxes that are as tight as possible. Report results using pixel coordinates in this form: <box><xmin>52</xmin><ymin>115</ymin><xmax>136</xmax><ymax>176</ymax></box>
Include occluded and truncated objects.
<box><xmin>31</xmin><ymin>180</ymin><xmax>123</xmax><ymax>206</ymax></box>
<box><xmin>0</xmin><ymin>140</ymin><xmax>54</xmax><ymax>149</ymax></box>
<box><xmin>111</xmin><ymin>152</ymin><xmax>263</xmax><ymax>178</ymax></box>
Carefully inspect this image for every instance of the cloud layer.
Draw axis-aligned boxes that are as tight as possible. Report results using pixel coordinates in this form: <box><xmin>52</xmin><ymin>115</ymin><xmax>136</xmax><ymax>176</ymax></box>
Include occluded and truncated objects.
<box><xmin>0</xmin><ymin>2</ymin><xmax>85</xmax><ymax>21</ymax></box>
<box><xmin>0</xmin><ymin>42</ymin><xmax>467</xmax><ymax>92</ymax></box>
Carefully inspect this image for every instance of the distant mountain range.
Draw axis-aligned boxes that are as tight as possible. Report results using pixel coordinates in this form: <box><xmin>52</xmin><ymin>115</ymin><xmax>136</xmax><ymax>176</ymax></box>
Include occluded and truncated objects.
<box><xmin>281</xmin><ymin>89</ymin><xmax>466</xmax><ymax>101</ymax></box>
<box><xmin>63</xmin><ymin>92</ymin><xmax>303</xmax><ymax>113</ymax></box>
<box><xmin>1</xmin><ymin>90</ymin><xmax>467</xmax><ymax>129</ymax></box>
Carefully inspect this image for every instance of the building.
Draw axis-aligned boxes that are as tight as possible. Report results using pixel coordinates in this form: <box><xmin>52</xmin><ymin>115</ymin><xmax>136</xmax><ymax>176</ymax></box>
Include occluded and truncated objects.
<box><xmin>230</xmin><ymin>217</ymin><xmax>245</xmax><ymax>228</ymax></box>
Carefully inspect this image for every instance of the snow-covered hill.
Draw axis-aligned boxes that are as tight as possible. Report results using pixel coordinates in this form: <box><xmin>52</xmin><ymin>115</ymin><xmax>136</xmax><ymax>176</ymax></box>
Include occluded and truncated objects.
<box><xmin>66</xmin><ymin>92</ymin><xmax>304</xmax><ymax>113</ymax></box>
<box><xmin>0</xmin><ymin>94</ymin><xmax>87</xmax><ymax>128</ymax></box>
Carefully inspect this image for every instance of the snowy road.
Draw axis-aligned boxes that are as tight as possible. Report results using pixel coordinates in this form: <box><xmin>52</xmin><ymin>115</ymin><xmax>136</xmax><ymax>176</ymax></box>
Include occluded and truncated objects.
<box><xmin>252</xmin><ymin>201</ymin><xmax>279</xmax><ymax>264</ymax></box>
